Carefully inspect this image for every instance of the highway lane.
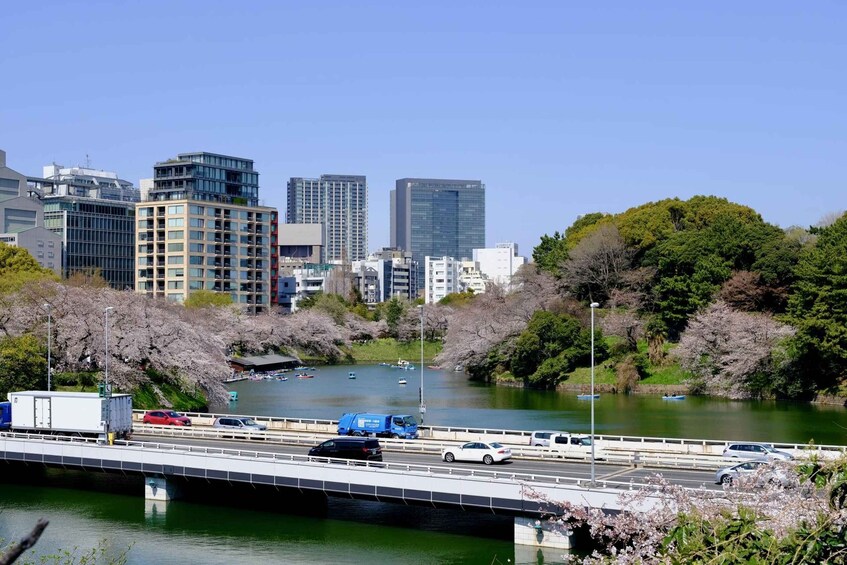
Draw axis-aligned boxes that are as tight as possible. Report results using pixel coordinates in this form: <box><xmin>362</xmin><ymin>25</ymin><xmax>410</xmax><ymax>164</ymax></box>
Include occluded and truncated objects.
<box><xmin>132</xmin><ymin>432</ymin><xmax>721</xmax><ymax>491</ymax></box>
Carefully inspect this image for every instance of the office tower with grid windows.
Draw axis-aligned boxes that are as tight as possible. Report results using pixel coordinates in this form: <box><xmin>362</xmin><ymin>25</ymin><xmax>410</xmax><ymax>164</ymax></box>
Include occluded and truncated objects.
<box><xmin>391</xmin><ymin>178</ymin><xmax>485</xmax><ymax>293</ymax></box>
<box><xmin>286</xmin><ymin>174</ymin><xmax>367</xmax><ymax>264</ymax></box>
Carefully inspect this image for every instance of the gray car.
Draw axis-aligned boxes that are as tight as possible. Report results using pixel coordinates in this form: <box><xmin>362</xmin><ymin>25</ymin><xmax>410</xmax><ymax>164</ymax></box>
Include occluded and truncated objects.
<box><xmin>722</xmin><ymin>442</ymin><xmax>793</xmax><ymax>461</ymax></box>
<box><xmin>715</xmin><ymin>461</ymin><xmax>793</xmax><ymax>486</ymax></box>
<box><xmin>212</xmin><ymin>416</ymin><xmax>267</xmax><ymax>431</ymax></box>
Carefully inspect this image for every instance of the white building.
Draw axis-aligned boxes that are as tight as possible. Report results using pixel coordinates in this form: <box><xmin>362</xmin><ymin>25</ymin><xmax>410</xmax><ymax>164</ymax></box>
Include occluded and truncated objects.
<box><xmin>424</xmin><ymin>256</ymin><xmax>460</xmax><ymax>304</ymax></box>
<box><xmin>459</xmin><ymin>259</ymin><xmax>488</xmax><ymax>294</ymax></box>
<box><xmin>473</xmin><ymin>242</ymin><xmax>526</xmax><ymax>288</ymax></box>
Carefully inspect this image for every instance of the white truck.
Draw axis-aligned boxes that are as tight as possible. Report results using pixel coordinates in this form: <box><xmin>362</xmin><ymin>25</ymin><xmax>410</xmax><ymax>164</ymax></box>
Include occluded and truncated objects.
<box><xmin>4</xmin><ymin>391</ymin><xmax>133</xmax><ymax>440</ymax></box>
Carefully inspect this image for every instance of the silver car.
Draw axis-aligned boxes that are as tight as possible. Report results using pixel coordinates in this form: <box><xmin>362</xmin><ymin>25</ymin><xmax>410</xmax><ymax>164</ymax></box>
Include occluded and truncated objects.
<box><xmin>715</xmin><ymin>461</ymin><xmax>792</xmax><ymax>486</ymax></box>
<box><xmin>212</xmin><ymin>416</ymin><xmax>267</xmax><ymax>431</ymax></box>
<box><xmin>722</xmin><ymin>442</ymin><xmax>793</xmax><ymax>461</ymax></box>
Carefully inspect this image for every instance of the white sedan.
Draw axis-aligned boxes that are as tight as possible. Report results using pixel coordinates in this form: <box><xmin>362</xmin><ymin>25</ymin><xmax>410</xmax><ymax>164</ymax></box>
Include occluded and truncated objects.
<box><xmin>441</xmin><ymin>441</ymin><xmax>512</xmax><ymax>465</ymax></box>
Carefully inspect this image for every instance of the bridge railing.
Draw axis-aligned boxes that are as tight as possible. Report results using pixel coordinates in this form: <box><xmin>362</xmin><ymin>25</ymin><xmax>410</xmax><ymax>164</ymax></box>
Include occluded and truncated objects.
<box><xmin>131</xmin><ymin>424</ymin><xmax>756</xmax><ymax>470</ymax></box>
<box><xmin>131</xmin><ymin>410</ymin><xmax>847</xmax><ymax>459</ymax></box>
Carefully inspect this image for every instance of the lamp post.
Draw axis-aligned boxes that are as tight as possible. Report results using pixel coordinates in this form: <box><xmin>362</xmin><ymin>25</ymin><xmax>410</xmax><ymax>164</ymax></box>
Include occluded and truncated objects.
<box><xmin>104</xmin><ymin>307</ymin><xmax>114</xmax><ymax>389</ymax></box>
<box><xmin>589</xmin><ymin>302</ymin><xmax>599</xmax><ymax>485</ymax></box>
<box><xmin>418</xmin><ymin>304</ymin><xmax>425</xmax><ymax>427</ymax></box>
<box><xmin>44</xmin><ymin>304</ymin><xmax>52</xmax><ymax>391</ymax></box>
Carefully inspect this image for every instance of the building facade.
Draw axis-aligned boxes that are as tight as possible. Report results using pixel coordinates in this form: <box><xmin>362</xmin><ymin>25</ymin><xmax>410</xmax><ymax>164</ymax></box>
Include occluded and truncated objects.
<box><xmin>473</xmin><ymin>242</ymin><xmax>526</xmax><ymax>288</ymax></box>
<box><xmin>135</xmin><ymin>152</ymin><xmax>274</xmax><ymax>311</ymax></box>
<box><xmin>424</xmin><ymin>255</ymin><xmax>460</xmax><ymax>304</ymax></box>
<box><xmin>0</xmin><ymin>149</ymin><xmax>62</xmax><ymax>273</ymax></box>
<box><xmin>391</xmin><ymin>178</ymin><xmax>485</xmax><ymax>292</ymax></box>
<box><xmin>286</xmin><ymin>175</ymin><xmax>367</xmax><ymax>264</ymax></box>
<box><xmin>351</xmin><ymin>247</ymin><xmax>417</xmax><ymax>305</ymax></box>
<box><xmin>35</xmin><ymin>164</ymin><xmax>139</xmax><ymax>289</ymax></box>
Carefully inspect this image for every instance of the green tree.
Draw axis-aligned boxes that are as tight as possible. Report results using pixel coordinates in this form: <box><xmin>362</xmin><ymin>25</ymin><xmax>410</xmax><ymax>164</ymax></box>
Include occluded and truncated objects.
<box><xmin>786</xmin><ymin>215</ymin><xmax>847</xmax><ymax>394</ymax></box>
<box><xmin>184</xmin><ymin>289</ymin><xmax>233</xmax><ymax>308</ymax></box>
<box><xmin>384</xmin><ymin>297</ymin><xmax>405</xmax><ymax>336</ymax></box>
<box><xmin>532</xmin><ymin>231</ymin><xmax>568</xmax><ymax>273</ymax></box>
<box><xmin>0</xmin><ymin>242</ymin><xmax>55</xmax><ymax>294</ymax></box>
<box><xmin>0</xmin><ymin>334</ymin><xmax>46</xmax><ymax>396</ymax></box>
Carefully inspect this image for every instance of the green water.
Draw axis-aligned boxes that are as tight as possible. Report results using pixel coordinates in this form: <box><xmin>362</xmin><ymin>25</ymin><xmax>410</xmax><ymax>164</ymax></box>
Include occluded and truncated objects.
<box><xmin>0</xmin><ymin>477</ymin><xmax>518</xmax><ymax>564</ymax></box>
<box><xmin>223</xmin><ymin>364</ymin><xmax>847</xmax><ymax>445</ymax></box>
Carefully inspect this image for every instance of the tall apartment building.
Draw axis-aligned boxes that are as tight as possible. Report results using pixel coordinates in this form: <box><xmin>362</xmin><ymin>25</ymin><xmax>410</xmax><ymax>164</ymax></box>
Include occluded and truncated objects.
<box><xmin>286</xmin><ymin>175</ymin><xmax>367</xmax><ymax>264</ymax></box>
<box><xmin>424</xmin><ymin>255</ymin><xmax>461</xmax><ymax>304</ymax></box>
<box><xmin>391</xmin><ymin>178</ymin><xmax>485</xmax><ymax>293</ymax></box>
<box><xmin>0</xmin><ymin>149</ymin><xmax>62</xmax><ymax>273</ymax></box>
<box><xmin>36</xmin><ymin>164</ymin><xmax>139</xmax><ymax>289</ymax></box>
<box><xmin>135</xmin><ymin>152</ymin><xmax>275</xmax><ymax>312</ymax></box>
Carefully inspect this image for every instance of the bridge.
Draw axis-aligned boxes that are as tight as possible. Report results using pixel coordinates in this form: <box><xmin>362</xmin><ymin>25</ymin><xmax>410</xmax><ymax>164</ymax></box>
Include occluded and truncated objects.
<box><xmin>2</xmin><ymin>410</ymin><xmax>842</xmax><ymax>553</ymax></box>
<box><xmin>0</xmin><ymin>430</ymin><xmax>663</xmax><ymax>552</ymax></box>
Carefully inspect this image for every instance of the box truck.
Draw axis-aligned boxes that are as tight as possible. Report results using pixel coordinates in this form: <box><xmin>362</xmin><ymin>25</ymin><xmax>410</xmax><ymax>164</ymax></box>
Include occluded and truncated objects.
<box><xmin>337</xmin><ymin>412</ymin><xmax>418</xmax><ymax>439</ymax></box>
<box><xmin>0</xmin><ymin>391</ymin><xmax>133</xmax><ymax>440</ymax></box>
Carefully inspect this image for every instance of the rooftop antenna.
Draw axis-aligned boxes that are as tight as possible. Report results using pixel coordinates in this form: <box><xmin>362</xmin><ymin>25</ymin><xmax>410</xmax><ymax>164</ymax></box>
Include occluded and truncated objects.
<box><xmin>85</xmin><ymin>154</ymin><xmax>91</xmax><ymax>168</ymax></box>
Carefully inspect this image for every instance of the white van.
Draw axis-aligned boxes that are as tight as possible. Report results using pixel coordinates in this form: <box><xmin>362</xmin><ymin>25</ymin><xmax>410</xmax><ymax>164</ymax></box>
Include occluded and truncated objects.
<box><xmin>529</xmin><ymin>430</ymin><xmax>563</xmax><ymax>447</ymax></box>
<box><xmin>549</xmin><ymin>433</ymin><xmax>600</xmax><ymax>457</ymax></box>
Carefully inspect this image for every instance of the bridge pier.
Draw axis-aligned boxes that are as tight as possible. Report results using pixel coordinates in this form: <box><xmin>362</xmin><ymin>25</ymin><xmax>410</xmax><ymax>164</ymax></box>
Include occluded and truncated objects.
<box><xmin>514</xmin><ymin>517</ymin><xmax>574</xmax><ymax>551</ymax></box>
<box><xmin>144</xmin><ymin>476</ymin><xmax>182</xmax><ymax>502</ymax></box>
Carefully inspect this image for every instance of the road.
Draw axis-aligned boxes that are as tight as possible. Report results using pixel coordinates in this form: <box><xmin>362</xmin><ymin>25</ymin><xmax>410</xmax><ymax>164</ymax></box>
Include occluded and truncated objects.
<box><xmin>133</xmin><ymin>431</ymin><xmax>722</xmax><ymax>491</ymax></box>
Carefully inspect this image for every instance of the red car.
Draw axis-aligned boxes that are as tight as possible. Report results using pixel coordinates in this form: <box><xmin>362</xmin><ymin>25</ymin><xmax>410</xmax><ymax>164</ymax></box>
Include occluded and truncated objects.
<box><xmin>142</xmin><ymin>410</ymin><xmax>192</xmax><ymax>426</ymax></box>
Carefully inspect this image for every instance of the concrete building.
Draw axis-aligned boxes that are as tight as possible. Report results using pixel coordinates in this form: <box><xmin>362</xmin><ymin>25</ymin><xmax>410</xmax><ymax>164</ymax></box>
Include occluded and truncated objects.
<box><xmin>473</xmin><ymin>242</ymin><xmax>526</xmax><ymax>288</ymax></box>
<box><xmin>278</xmin><ymin>223</ymin><xmax>323</xmax><ymax>266</ymax></box>
<box><xmin>287</xmin><ymin>175</ymin><xmax>367</xmax><ymax>264</ymax></box>
<box><xmin>391</xmin><ymin>178</ymin><xmax>485</xmax><ymax>292</ymax></box>
<box><xmin>0</xmin><ymin>150</ymin><xmax>61</xmax><ymax>273</ymax></box>
<box><xmin>351</xmin><ymin>247</ymin><xmax>417</xmax><ymax>305</ymax></box>
<box><xmin>424</xmin><ymin>255</ymin><xmax>460</xmax><ymax>304</ymax></box>
<box><xmin>135</xmin><ymin>152</ymin><xmax>275</xmax><ymax>312</ymax></box>
<box><xmin>458</xmin><ymin>259</ymin><xmax>489</xmax><ymax>295</ymax></box>
<box><xmin>278</xmin><ymin>262</ymin><xmax>341</xmax><ymax>313</ymax></box>
<box><xmin>33</xmin><ymin>164</ymin><xmax>139</xmax><ymax>289</ymax></box>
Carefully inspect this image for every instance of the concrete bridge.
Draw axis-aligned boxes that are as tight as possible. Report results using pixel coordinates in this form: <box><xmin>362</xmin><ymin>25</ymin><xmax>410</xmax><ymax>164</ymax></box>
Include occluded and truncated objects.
<box><xmin>0</xmin><ymin>431</ymin><xmax>661</xmax><ymax>553</ymax></box>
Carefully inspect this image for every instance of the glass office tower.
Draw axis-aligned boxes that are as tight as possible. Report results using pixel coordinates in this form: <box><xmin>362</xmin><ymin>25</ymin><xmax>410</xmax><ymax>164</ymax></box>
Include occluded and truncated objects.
<box><xmin>391</xmin><ymin>178</ymin><xmax>485</xmax><ymax>294</ymax></box>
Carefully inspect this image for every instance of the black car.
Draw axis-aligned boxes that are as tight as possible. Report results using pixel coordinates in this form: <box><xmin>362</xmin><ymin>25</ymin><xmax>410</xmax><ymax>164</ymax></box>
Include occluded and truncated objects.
<box><xmin>308</xmin><ymin>437</ymin><xmax>383</xmax><ymax>462</ymax></box>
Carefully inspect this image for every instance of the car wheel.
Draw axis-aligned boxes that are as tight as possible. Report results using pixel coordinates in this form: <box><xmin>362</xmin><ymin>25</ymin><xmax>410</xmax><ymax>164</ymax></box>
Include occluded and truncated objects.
<box><xmin>352</xmin><ymin>431</ymin><xmax>362</xmax><ymax>437</ymax></box>
<box><xmin>444</xmin><ymin>452</ymin><xmax>455</xmax><ymax>463</ymax></box>
<box><xmin>391</xmin><ymin>433</ymin><xmax>400</xmax><ymax>439</ymax></box>
<box><xmin>720</xmin><ymin>475</ymin><xmax>733</xmax><ymax>485</ymax></box>
<box><xmin>483</xmin><ymin>455</ymin><xmax>494</xmax><ymax>465</ymax></box>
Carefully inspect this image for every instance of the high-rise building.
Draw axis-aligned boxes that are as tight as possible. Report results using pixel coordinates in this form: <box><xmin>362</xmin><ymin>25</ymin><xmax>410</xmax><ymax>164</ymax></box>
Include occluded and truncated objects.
<box><xmin>0</xmin><ymin>149</ymin><xmax>62</xmax><ymax>274</ymax></box>
<box><xmin>391</xmin><ymin>178</ymin><xmax>485</xmax><ymax>293</ymax></box>
<box><xmin>37</xmin><ymin>164</ymin><xmax>139</xmax><ymax>289</ymax></box>
<box><xmin>287</xmin><ymin>175</ymin><xmax>367</xmax><ymax>264</ymax></box>
<box><xmin>135</xmin><ymin>152</ymin><xmax>275</xmax><ymax>312</ymax></box>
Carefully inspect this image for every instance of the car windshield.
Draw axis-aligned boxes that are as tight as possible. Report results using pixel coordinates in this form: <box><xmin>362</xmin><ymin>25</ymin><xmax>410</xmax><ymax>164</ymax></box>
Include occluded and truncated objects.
<box><xmin>578</xmin><ymin>438</ymin><xmax>593</xmax><ymax>446</ymax></box>
<box><xmin>240</xmin><ymin>418</ymin><xmax>258</xmax><ymax>425</ymax></box>
<box><xmin>401</xmin><ymin>416</ymin><xmax>417</xmax><ymax>426</ymax></box>
<box><xmin>166</xmin><ymin>411</ymin><xmax>181</xmax><ymax>417</ymax></box>
<box><xmin>489</xmin><ymin>442</ymin><xmax>504</xmax><ymax>449</ymax></box>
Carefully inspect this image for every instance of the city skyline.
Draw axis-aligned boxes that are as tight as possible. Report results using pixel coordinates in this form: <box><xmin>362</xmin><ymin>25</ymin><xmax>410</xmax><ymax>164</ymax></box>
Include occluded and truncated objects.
<box><xmin>3</xmin><ymin>2</ymin><xmax>845</xmax><ymax>257</ymax></box>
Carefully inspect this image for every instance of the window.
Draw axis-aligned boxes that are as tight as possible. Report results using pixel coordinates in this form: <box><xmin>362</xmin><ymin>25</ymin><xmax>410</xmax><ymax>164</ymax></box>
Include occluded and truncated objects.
<box><xmin>167</xmin><ymin>256</ymin><xmax>183</xmax><ymax>265</ymax></box>
<box><xmin>167</xmin><ymin>218</ymin><xmax>184</xmax><ymax>227</ymax></box>
<box><xmin>167</xmin><ymin>230</ymin><xmax>183</xmax><ymax>240</ymax></box>
<box><xmin>0</xmin><ymin>177</ymin><xmax>20</xmax><ymax>196</ymax></box>
<box><xmin>167</xmin><ymin>268</ymin><xmax>184</xmax><ymax>277</ymax></box>
<box><xmin>167</xmin><ymin>205</ymin><xmax>184</xmax><ymax>214</ymax></box>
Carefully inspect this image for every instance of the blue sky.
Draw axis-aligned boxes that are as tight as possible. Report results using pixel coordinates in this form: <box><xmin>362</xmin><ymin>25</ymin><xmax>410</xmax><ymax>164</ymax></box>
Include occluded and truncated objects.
<box><xmin>2</xmin><ymin>1</ymin><xmax>844</xmax><ymax>257</ymax></box>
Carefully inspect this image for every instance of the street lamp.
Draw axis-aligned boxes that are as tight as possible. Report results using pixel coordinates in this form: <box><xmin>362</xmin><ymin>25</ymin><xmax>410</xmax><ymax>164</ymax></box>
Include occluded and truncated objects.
<box><xmin>418</xmin><ymin>304</ymin><xmax>425</xmax><ymax>427</ymax></box>
<box><xmin>44</xmin><ymin>304</ymin><xmax>52</xmax><ymax>391</ymax></box>
<box><xmin>590</xmin><ymin>301</ymin><xmax>599</xmax><ymax>485</ymax></box>
<box><xmin>104</xmin><ymin>307</ymin><xmax>114</xmax><ymax>389</ymax></box>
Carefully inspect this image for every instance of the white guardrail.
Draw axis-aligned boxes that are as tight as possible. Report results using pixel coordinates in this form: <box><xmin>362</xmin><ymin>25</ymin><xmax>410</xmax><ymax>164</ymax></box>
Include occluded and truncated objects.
<box><xmin>130</xmin><ymin>409</ymin><xmax>847</xmax><ymax>471</ymax></box>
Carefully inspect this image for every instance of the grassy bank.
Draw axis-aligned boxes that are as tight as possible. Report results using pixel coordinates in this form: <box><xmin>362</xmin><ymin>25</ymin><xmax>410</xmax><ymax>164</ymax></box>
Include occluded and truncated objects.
<box><xmin>349</xmin><ymin>338</ymin><xmax>442</xmax><ymax>363</ymax></box>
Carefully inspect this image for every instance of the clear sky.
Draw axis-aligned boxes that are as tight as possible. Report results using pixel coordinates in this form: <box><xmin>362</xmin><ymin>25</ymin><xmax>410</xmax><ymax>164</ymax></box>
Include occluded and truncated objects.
<box><xmin>2</xmin><ymin>1</ymin><xmax>844</xmax><ymax>257</ymax></box>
